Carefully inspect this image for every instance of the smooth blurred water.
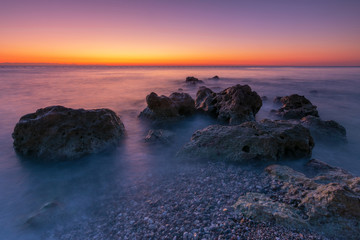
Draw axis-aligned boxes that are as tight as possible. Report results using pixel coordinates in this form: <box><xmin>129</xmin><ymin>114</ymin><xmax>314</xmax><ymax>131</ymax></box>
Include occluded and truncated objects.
<box><xmin>0</xmin><ymin>66</ymin><xmax>359</xmax><ymax>239</ymax></box>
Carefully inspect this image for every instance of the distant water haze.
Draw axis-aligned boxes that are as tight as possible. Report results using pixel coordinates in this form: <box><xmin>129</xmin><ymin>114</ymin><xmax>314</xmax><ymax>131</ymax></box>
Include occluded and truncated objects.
<box><xmin>0</xmin><ymin>66</ymin><xmax>359</xmax><ymax>239</ymax></box>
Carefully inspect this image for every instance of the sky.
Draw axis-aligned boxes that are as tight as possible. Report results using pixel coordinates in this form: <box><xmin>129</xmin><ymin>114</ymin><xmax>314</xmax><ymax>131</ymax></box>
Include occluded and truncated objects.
<box><xmin>1</xmin><ymin>0</ymin><xmax>360</xmax><ymax>66</ymax></box>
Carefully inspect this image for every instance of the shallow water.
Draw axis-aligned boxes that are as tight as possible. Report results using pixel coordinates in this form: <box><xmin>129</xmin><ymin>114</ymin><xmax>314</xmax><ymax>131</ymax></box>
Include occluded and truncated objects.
<box><xmin>0</xmin><ymin>66</ymin><xmax>359</xmax><ymax>239</ymax></box>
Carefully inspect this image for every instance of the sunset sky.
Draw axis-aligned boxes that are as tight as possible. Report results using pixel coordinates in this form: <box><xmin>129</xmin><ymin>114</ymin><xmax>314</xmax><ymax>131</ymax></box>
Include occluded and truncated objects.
<box><xmin>1</xmin><ymin>0</ymin><xmax>360</xmax><ymax>66</ymax></box>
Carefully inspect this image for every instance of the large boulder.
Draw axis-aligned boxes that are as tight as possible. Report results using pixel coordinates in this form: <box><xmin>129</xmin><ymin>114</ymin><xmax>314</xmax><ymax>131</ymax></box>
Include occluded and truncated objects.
<box><xmin>300</xmin><ymin>115</ymin><xmax>347</xmax><ymax>143</ymax></box>
<box><xmin>177</xmin><ymin>119</ymin><xmax>314</xmax><ymax>162</ymax></box>
<box><xmin>139</xmin><ymin>92</ymin><xmax>195</xmax><ymax>121</ymax></box>
<box><xmin>12</xmin><ymin>106</ymin><xmax>125</xmax><ymax>160</ymax></box>
<box><xmin>195</xmin><ymin>84</ymin><xmax>262</xmax><ymax>125</ymax></box>
<box><xmin>234</xmin><ymin>161</ymin><xmax>360</xmax><ymax>239</ymax></box>
<box><xmin>272</xmin><ymin>94</ymin><xmax>319</xmax><ymax>119</ymax></box>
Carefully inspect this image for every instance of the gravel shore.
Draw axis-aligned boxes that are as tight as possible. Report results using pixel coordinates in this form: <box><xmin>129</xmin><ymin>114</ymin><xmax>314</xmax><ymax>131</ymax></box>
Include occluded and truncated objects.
<box><xmin>46</xmin><ymin>162</ymin><xmax>327</xmax><ymax>240</ymax></box>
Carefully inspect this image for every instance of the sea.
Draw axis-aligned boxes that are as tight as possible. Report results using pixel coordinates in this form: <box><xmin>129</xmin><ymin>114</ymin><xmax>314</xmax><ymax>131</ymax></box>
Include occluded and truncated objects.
<box><xmin>0</xmin><ymin>66</ymin><xmax>359</xmax><ymax>239</ymax></box>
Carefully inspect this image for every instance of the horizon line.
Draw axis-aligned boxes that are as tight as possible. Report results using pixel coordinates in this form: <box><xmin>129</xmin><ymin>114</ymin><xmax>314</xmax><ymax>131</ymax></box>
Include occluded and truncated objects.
<box><xmin>1</xmin><ymin>63</ymin><xmax>360</xmax><ymax>68</ymax></box>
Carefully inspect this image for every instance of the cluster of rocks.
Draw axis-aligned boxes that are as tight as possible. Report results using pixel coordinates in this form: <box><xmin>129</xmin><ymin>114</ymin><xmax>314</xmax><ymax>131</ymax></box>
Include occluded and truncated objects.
<box><xmin>271</xmin><ymin>94</ymin><xmax>346</xmax><ymax>143</ymax></box>
<box><xmin>11</xmin><ymin>76</ymin><xmax>354</xmax><ymax>238</ymax></box>
<box><xmin>234</xmin><ymin>159</ymin><xmax>360</xmax><ymax>239</ymax></box>
<box><xmin>138</xmin><ymin>92</ymin><xmax>195</xmax><ymax>121</ymax></box>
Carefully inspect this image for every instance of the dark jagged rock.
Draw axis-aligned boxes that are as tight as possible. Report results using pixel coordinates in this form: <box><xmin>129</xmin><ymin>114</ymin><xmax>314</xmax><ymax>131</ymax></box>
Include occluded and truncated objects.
<box><xmin>195</xmin><ymin>84</ymin><xmax>262</xmax><ymax>125</ymax></box>
<box><xmin>300</xmin><ymin>115</ymin><xmax>347</xmax><ymax>143</ymax></box>
<box><xmin>12</xmin><ymin>106</ymin><xmax>125</xmax><ymax>160</ymax></box>
<box><xmin>272</xmin><ymin>94</ymin><xmax>319</xmax><ymax>119</ymax></box>
<box><xmin>139</xmin><ymin>92</ymin><xmax>195</xmax><ymax>121</ymax></box>
<box><xmin>209</xmin><ymin>75</ymin><xmax>220</xmax><ymax>80</ymax></box>
<box><xmin>185</xmin><ymin>76</ymin><xmax>203</xmax><ymax>84</ymax></box>
<box><xmin>144</xmin><ymin>129</ymin><xmax>175</xmax><ymax>144</ymax></box>
<box><xmin>177</xmin><ymin>119</ymin><xmax>314</xmax><ymax>162</ymax></box>
<box><xmin>235</xmin><ymin>161</ymin><xmax>360</xmax><ymax>239</ymax></box>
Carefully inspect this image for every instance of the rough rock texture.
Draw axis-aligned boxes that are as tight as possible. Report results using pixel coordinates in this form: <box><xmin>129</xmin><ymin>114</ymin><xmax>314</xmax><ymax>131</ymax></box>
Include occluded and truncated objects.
<box><xmin>178</xmin><ymin>119</ymin><xmax>314</xmax><ymax>162</ymax></box>
<box><xmin>195</xmin><ymin>84</ymin><xmax>262</xmax><ymax>125</ymax></box>
<box><xmin>235</xmin><ymin>160</ymin><xmax>360</xmax><ymax>239</ymax></box>
<box><xmin>185</xmin><ymin>76</ymin><xmax>203</xmax><ymax>84</ymax></box>
<box><xmin>300</xmin><ymin>115</ymin><xmax>347</xmax><ymax>143</ymax></box>
<box><xmin>144</xmin><ymin>129</ymin><xmax>175</xmax><ymax>144</ymax></box>
<box><xmin>12</xmin><ymin>106</ymin><xmax>125</xmax><ymax>160</ymax></box>
<box><xmin>233</xmin><ymin>193</ymin><xmax>308</xmax><ymax>228</ymax></box>
<box><xmin>139</xmin><ymin>92</ymin><xmax>195</xmax><ymax>121</ymax></box>
<box><xmin>272</xmin><ymin>94</ymin><xmax>319</xmax><ymax>119</ymax></box>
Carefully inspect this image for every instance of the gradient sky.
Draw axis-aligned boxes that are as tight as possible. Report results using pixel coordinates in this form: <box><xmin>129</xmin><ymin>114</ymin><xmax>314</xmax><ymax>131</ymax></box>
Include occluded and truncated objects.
<box><xmin>1</xmin><ymin>0</ymin><xmax>360</xmax><ymax>66</ymax></box>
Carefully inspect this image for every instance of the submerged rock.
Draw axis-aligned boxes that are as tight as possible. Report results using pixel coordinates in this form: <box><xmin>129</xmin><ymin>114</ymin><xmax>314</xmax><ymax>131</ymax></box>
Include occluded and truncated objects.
<box><xmin>235</xmin><ymin>161</ymin><xmax>360</xmax><ymax>239</ymax></box>
<box><xmin>300</xmin><ymin>115</ymin><xmax>347</xmax><ymax>143</ymax></box>
<box><xmin>195</xmin><ymin>84</ymin><xmax>262</xmax><ymax>125</ymax></box>
<box><xmin>209</xmin><ymin>75</ymin><xmax>220</xmax><ymax>80</ymax></box>
<box><xmin>12</xmin><ymin>106</ymin><xmax>125</xmax><ymax>160</ymax></box>
<box><xmin>144</xmin><ymin>129</ymin><xmax>175</xmax><ymax>144</ymax></box>
<box><xmin>178</xmin><ymin>119</ymin><xmax>314</xmax><ymax>162</ymax></box>
<box><xmin>185</xmin><ymin>76</ymin><xmax>203</xmax><ymax>84</ymax></box>
<box><xmin>139</xmin><ymin>92</ymin><xmax>195</xmax><ymax>121</ymax></box>
<box><xmin>272</xmin><ymin>94</ymin><xmax>319</xmax><ymax>119</ymax></box>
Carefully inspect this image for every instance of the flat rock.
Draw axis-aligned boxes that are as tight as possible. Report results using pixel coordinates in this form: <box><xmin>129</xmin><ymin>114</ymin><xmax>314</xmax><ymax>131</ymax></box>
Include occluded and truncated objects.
<box><xmin>233</xmin><ymin>192</ymin><xmax>308</xmax><ymax>228</ymax></box>
<box><xmin>300</xmin><ymin>115</ymin><xmax>347</xmax><ymax>143</ymax></box>
<box><xmin>177</xmin><ymin>119</ymin><xmax>314</xmax><ymax>162</ymax></box>
<box><xmin>12</xmin><ymin>106</ymin><xmax>125</xmax><ymax>160</ymax></box>
<box><xmin>272</xmin><ymin>94</ymin><xmax>319</xmax><ymax>119</ymax></box>
<box><xmin>139</xmin><ymin>92</ymin><xmax>195</xmax><ymax>121</ymax></box>
<box><xmin>195</xmin><ymin>84</ymin><xmax>262</xmax><ymax>125</ymax></box>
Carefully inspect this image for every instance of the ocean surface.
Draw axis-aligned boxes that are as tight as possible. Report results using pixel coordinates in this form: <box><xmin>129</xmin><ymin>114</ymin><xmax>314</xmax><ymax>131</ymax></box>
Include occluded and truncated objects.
<box><xmin>0</xmin><ymin>66</ymin><xmax>359</xmax><ymax>239</ymax></box>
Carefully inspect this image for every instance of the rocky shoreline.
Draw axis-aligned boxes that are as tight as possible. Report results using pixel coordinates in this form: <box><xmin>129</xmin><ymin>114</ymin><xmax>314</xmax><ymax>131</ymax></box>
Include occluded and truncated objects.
<box><xmin>13</xmin><ymin>76</ymin><xmax>357</xmax><ymax>239</ymax></box>
<box><xmin>47</xmin><ymin>162</ymin><xmax>327</xmax><ymax>240</ymax></box>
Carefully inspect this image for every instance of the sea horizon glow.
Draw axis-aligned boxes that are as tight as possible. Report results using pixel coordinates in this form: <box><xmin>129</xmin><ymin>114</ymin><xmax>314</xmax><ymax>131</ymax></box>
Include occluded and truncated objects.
<box><xmin>1</xmin><ymin>0</ymin><xmax>360</xmax><ymax>66</ymax></box>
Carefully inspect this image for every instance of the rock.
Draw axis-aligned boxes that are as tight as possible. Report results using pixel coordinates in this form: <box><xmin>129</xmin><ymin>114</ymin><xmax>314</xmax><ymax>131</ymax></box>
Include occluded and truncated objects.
<box><xmin>186</xmin><ymin>76</ymin><xmax>203</xmax><ymax>84</ymax></box>
<box><xmin>242</xmin><ymin>161</ymin><xmax>360</xmax><ymax>239</ymax></box>
<box><xmin>139</xmin><ymin>92</ymin><xmax>195</xmax><ymax>121</ymax></box>
<box><xmin>195</xmin><ymin>84</ymin><xmax>262</xmax><ymax>125</ymax></box>
<box><xmin>233</xmin><ymin>192</ymin><xmax>308</xmax><ymax>228</ymax></box>
<box><xmin>177</xmin><ymin>119</ymin><xmax>314</xmax><ymax>162</ymax></box>
<box><xmin>273</xmin><ymin>96</ymin><xmax>282</xmax><ymax>105</ymax></box>
<box><xmin>209</xmin><ymin>75</ymin><xmax>220</xmax><ymax>80</ymax></box>
<box><xmin>12</xmin><ymin>106</ymin><xmax>125</xmax><ymax>160</ymax></box>
<box><xmin>273</xmin><ymin>94</ymin><xmax>319</xmax><ymax>119</ymax></box>
<box><xmin>144</xmin><ymin>129</ymin><xmax>175</xmax><ymax>144</ymax></box>
<box><xmin>300</xmin><ymin>115</ymin><xmax>347</xmax><ymax>143</ymax></box>
<box><xmin>300</xmin><ymin>182</ymin><xmax>360</xmax><ymax>218</ymax></box>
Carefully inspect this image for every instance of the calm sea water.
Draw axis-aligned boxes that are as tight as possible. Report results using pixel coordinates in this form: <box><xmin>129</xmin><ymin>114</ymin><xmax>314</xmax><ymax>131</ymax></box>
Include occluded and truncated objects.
<box><xmin>0</xmin><ymin>66</ymin><xmax>359</xmax><ymax>239</ymax></box>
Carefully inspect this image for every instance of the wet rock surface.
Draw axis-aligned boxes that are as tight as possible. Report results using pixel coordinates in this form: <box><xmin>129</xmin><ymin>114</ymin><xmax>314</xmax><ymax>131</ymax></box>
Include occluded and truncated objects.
<box><xmin>195</xmin><ymin>84</ymin><xmax>262</xmax><ymax>124</ymax></box>
<box><xmin>139</xmin><ymin>92</ymin><xmax>195</xmax><ymax>121</ymax></box>
<box><xmin>272</xmin><ymin>94</ymin><xmax>319</xmax><ymax>119</ymax></box>
<box><xmin>12</xmin><ymin>106</ymin><xmax>125</xmax><ymax>160</ymax></box>
<box><xmin>178</xmin><ymin>119</ymin><xmax>314</xmax><ymax>162</ymax></box>
<box><xmin>299</xmin><ymin>115</ymin><xmax>347</xmax><ymax>143</ymax></box>
<box><xmin>235</xmin><ymin>159</ymin><xmax>360</xmax><ymax>239</ymax></box>
<box><xmin>47</xmin><ymin>163</ymin><xmax>324</xmax><ymax>240</ymax></box>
